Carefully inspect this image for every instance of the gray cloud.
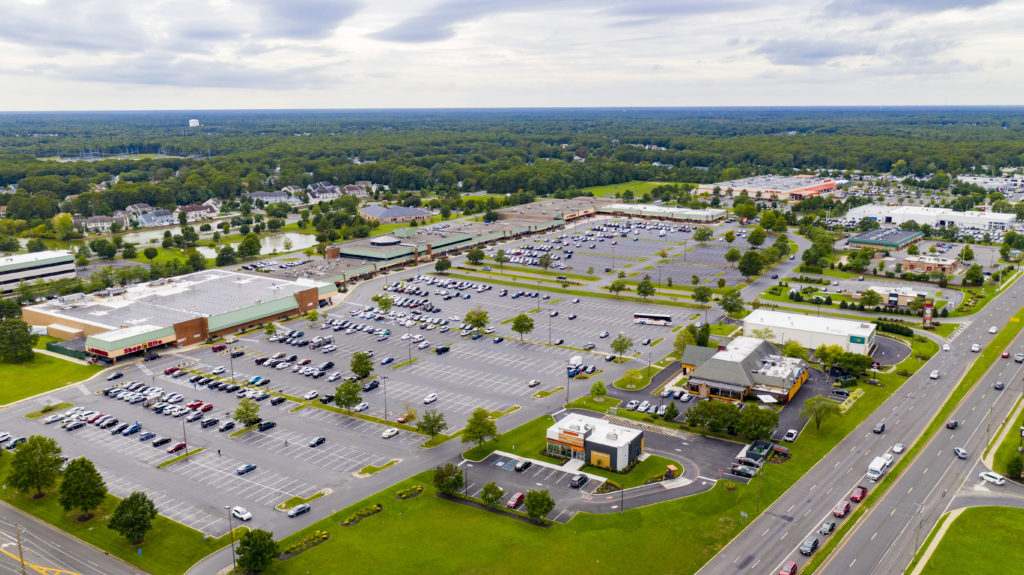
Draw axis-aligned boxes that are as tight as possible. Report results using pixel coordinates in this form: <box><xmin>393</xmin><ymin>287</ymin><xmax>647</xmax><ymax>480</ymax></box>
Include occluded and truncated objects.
<box><xmin>825</xmin><ymin>0</ymin><xmax>1002</xmax><ymax>16</ymax></box>
<box><xmin>258</xmin><ymin>0</ymin><xmax>364</xmax><ymax>39</ymax></box>
<box><xmin>0</xmin><ymin>0</ymin><xmax>148</xmax><ymax>52</ymax></box>
<box><xmin>755</xmin><ymin>39</ymin><xmax>877</xmax><ymax>66</ymax></box>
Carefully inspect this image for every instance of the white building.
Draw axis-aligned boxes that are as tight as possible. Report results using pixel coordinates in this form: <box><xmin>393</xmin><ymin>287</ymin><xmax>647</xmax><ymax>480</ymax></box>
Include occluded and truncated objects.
<box><xmin>545</xmin><ymin>414</ymin><xmax>644</xmax><ymax>471</ymax></box>
<box><xmin>0</xmin><ymin>250</ymin><xmax>76</xmax><ymax>293</ymax></box>
<box><xmin>188</xmin><ymin>119</ymin><xmax>200</xmax><ymax>128</ymax></box>
<box><xmin>846</xmin><ymin>205</ymin><xmax>1015</xmax><ymax>231</ymax></box>
<box><xmin>743</xmin><ymin>309</ymin><xmax>876</xmax><ymax>355</ymax></box>
<box><xmin>957</xmin><ymin>174</ymin><xmax>1024</xmax><ymax>193</ymax></box>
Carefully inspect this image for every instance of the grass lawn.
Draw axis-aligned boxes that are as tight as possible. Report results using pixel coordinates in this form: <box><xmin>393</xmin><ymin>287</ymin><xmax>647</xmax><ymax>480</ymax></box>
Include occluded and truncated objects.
<box><xmin>578</xmin><ymin>180</ymin><xmax>682</xmax><ymax>198</ymax></box>
<box><xmin>480</xmin><ymin>263</ymin><xmax>597</xmax><ymax>282</ymax></box>
<box><xmin>278</xmin><ymin>491</ymin><xmax>327</xmax><ymax>510</ymax></box>
<box><xmin>918</xmin><ymin>507</ymin><xmax>1024</xmax><ymax>574</ymax></box>
<box><xmin>566</xmin><ymin>395</ymin><xmax>622</xmax><ymax>412</ymax></box>
<box><xmin>612</xmin><ymin>366</ymin><xmax>657</xmax><ymax>390</ymax></box>
<box><xmin>586</xmin><ymin>454</ymin><xmax>682</xmax><ymax>489</ymax></box>
<box><xmin>0</xmin><ymin>354</ymin><xmax>102</xmax><ymax>406</ymax></box>
<box><xmin>991</xmin><ymin>394</ymin><xmax>1024</xmax><ymax>476</ymax></box>
<box><xmin>33</xmin><ymin>335</ymin><xmax>60</xmax><ymax>349</ymax></box>
<box><xmin>709</xmin><ymin>324</ymin><xmax>738</xmax><ymax>336</ymax></box>
<box><xmin>463</xmin><ymin>415</ymin><xmax>560</xmax><ymax>463</ymax></box>
<box><xmin>360</xmin><ymin>460</ymin><xmax>398</xmax><ymax>475</ymax></box>
<box><xmin>0</xmin><ymin>457</ymin><xmax>230</xmax><ymax>575</ymax></box>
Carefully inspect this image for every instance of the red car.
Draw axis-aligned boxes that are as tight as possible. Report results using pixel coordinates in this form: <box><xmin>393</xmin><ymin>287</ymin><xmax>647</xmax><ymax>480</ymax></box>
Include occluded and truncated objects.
<box><xmin>506</xmin><ymin>492</ymin><xmax>524</xmax><ymax>509</ymax></box>
<box><xmin>397</xmin><ymin>414</ymin><xmax>409</xmax><ymax>424</ymax></box>
<box><xmin>298</xmin><ymin>358</ymin><xmax>312</xmax><ymax>365</ymax></box>
<box><xmin>833</xmin><ymin>501</ymin><xmax>851</xmax><ymax>518</ymax></box>
<box><xmin>1002</xmin><ymin>351</ymin><xmax>1010</xmax><ymax>358</ymax></box>
<box><xmin>212</xmin><ymin>344</ymin><xmax>227</xmax><ymax>352</ymax></box>
<box><xmin>198</xmin><ymin>402</ymin><xmax>214</xmax><ymax>412</ymax></box>
<box><xmin>186</xmin><ymin>400</ymin><xmax>203</xmax><ymax>409</ymax></box>
<box><xmin>163</xmin><ymin>367</ymin><xmax>179</xmax><ymax>375</ymax></box>
<box><xmin>779</xmin><ymin>561</ymin><xmax>798</xmax><ymax>575</ymax></box>
<box><xmin>166</xmin><ymin>442</ymin><xmax>186</xmax><ymax>453</ymax></box>
<box><xmin>850</xmin><ymin>486</ymin><xmax>868</xmax><ymax>502</ymax></box>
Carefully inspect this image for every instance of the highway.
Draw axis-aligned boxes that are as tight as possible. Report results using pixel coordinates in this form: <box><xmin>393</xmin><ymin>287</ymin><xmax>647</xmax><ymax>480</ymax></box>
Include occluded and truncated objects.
<box><xmin>697</xmin><ymin>272</ymin><xmax>1024</xmax><ymax>575</ymax></box>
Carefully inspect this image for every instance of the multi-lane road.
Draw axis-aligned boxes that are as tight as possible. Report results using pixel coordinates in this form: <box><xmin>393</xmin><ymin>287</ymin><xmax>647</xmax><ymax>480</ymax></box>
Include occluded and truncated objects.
<box><xmin>698</xmin><ymin>270</ymin><xmax>1024</xmax><ymax>575</ymax></box>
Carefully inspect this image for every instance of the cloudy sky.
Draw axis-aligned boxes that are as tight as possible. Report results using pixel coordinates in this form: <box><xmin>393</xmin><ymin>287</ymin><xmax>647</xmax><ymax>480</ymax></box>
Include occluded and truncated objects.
<box><xmin>1</xmin><ymin>0</ymin><xmax>1021</xmax><ymax>110</ymax></box>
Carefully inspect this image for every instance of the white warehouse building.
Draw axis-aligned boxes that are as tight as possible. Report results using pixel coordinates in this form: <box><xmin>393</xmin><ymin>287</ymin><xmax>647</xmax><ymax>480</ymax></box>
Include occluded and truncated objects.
<box><xmin>845</xmin><ymin>205</ymin><xmax>1015</xmax><ymax>231</ymax></box>
<box><xmin>743</xmin><ymin>309</ymin><xmax>877</xmax><ymax>355</ymax></box>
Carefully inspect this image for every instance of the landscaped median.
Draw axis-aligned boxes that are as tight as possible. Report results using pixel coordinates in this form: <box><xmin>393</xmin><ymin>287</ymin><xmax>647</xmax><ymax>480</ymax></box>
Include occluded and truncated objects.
<box><xmin>24</xmin><ymin>401</ymin><xmax>73</xmax><ymax>419</ymax></box>
<box><xmin>276</xmin><ymin>490</ymin><xmax>328</xmax><ymax>511</ymax></box>
<box><xmin>0</xmin><ymin>457</ymin><xmax>232</xmax><ymax>575</ymax></box>
<box><xmin>157</xmin><ymin>448</ymin><xmax>204</xmax><ymax>468</ymax></box>
<box><xmin>802</xmin><ymin>306</ymin><xmax>1024</xmax><ymax>573</ymax></box>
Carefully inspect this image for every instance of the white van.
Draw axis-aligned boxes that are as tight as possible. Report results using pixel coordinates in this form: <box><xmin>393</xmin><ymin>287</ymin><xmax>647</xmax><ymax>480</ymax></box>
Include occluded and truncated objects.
<box><xmin>930</xmin><ymin>370</ymin><xmax>940</xmax><ymax>380</ymax></box>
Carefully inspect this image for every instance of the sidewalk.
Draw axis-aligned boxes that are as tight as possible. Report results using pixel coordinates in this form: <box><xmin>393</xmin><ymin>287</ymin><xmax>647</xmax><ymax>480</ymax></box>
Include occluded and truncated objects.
<box><xmin>908</xmin><ymin>509</ymin><xmax>962</xmax><ymax>575</ymax></box>
<box><xmin>983</xmin><ymin>392</ymin><xmax>1024</xmax><ymax>469</ymax></box>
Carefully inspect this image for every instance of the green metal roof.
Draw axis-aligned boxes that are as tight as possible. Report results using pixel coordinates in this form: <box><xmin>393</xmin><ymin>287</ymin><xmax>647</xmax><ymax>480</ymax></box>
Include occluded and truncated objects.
<box><xmin>85</xmin><ymin>325</ymin><xmax>176</xmax><ymax>352</ymax></box>
<box><xmin>208</xmin><ymin>296</ymin><xmax>302</xmax><ymax>332</ymax></box>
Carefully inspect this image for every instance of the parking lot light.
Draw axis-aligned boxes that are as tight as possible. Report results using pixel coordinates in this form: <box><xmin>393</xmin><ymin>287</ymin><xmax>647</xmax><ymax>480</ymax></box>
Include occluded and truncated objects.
<box><xmin>225</xmin><ymin>505</ymin><xmax>237</xmax><ymax>572</ymax></box>
<box><xmin>182</xmin><ymin>419</ymin><xmax>189</xmax><ymax>461</ymax></box>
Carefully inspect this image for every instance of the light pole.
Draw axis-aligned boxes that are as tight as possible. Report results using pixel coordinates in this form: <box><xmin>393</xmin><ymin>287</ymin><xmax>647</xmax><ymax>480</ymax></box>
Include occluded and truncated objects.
<box><xmin>182</xmin><ymin>418</ymin><xmax>189</xmax><ymax>461</ymax></box>
<box><xmin>382</xmin><ymin>375</ymin><xmax>388</xmax><ymax>422</ymax></box>
<box><xmin>464</xmin><ymin>464</ymin><xmax>472</xmax><ymax>495</ymax></box>
<box><xmin>548</xmin><ymin>314</ymin><xmax>552</xmax><ymax>345</ymax></box>
<box><xmin>224</xmin><ymin>506</ymin><xmax>237</xmax><ymax>573</ymax></box>
<box><xmin>228</xmin><ymin>346</ymin><xmax>235</xmax><ymax>383</ymax></box>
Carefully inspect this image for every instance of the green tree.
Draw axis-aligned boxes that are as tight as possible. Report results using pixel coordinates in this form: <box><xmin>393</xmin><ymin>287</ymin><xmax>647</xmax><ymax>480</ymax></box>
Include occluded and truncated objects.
<box><xmin>0</xmin><ymin>318</ymin><xmax>37</xmax><ymax>363</ymax></box>
<box><xmin>511</xmin><ymin>313</ymin><xmax>534</xmax><ymax>341</ymax></box>
<box><xmin>675</xmin><ymin>327</ymin><xmax>695</xmax><ymax>357</ymax></box>
<box><xmin>264</xmin><ymin>323</ymin><xmax>277</xmax><ymax>337</ymax></box>
<box><xmin>610</xmin><ymin>333</ymin><xmax>634</xmax><ymax>357</ymax></box>
<box><xmin>539</xmin><ymin>252</ymin><xmax>552</xmax><ymax>271</ymax></box>
<box><xmin>663</xmin><ymin>400</ymin><xmax>679</xmax><ymax>421</ymax></box>
<box><xmin>693</xmin><ymin>227</ymin><xmax>713</xmax><ymax>243</ymax></box>
<box><xmin>236</xmin><ymin>529</ymin><xmax>279</xmax><ymax>574</ymax></box>
<box><xmin>719</xmin><ymin>290</ymin><xmax>745</xmax><ymax>315</ymax></box>
<box><xmin>747</xmin><ymin>226</ymin><xmax>767</xmax><ymax>247</ymax></box>
<box><xmin>736</xmin><ymin>406</ymin><xmax>779</xmax><ymax>440</ymax></box>
<box><xmin>464</xmin><ymin>308</ymin><xmax>489</xmax><ymax>332</ymax></box>
<box><xmin>480</xmin><ymin>482</ymin><xmax>504</xmax><ymax>507</ymax></box>
<box><xmin>178</xmin><ymin>211</ymin><xmax>188</xmax><ymax>225</ymax></box>
<box><xmin>0</xmin><ymin>300</ymin><xmax>22</xmax><ymax>320</ymax></box>
<box><xmin>780</xmin><ymin>340</ymin><xmax>808</xmax><ymax>360</ymax></box>
<box><xmin>636</xmin><ymin>279</ymin><xmax>655</xmax><ymax>301</ymax></box>
<box><xmin>608</xmin><ymin>280</ymin><xmax>627</xmax><ymax>298</ymax></box>
<box><xmin>462</xmin><ymin>407</ymin><xmax>498</xmax><ymax>447</ymax></box>
<box><xmin>433</xmin><ymin>463</ymin><xmax>464</xmax><ymax>495</ymax></box>
<box><xmin>304</xmin><ymin>310</ymin><xmax>320</xmax><ymax>324</ymax></box>
<box><xmin>691</xmin><ymin>274</ymin><xmax>700</xmax><ymax>286</ymax></box>
<box><xmin>1007</xmin><ymin>454</ymin><xmax>1024</xmax><ymax>481</ymax></box>
<box><xmin>350</xmin><ymin>351</ymin><xmax>374</xmax><ymax>379</ymax></box>
<box><xmin>800</xmin><ymin>396</ymin><xmax>842</xmax><ymax>431</ymax></box>
<box><xmin>724</xmin><ymin>230</ymin><xmax>735</xmax><ymax>244</ymax></box>
<box><xmin>704</xmin><ymin>401</ymin><xmax>741</xmax><ymax>433</ymax></box>
<box><xmin>434</xmin><ymin>258</ymin><xmax>452</xmax><ymax>274</ymax></box>
<box><xmin>52</xmin><ymin>213</ymin><xmax>74</xmax><ymax>240</ymax></box>
<box><xmin>108</xmin><ymin>491</ymin><xmax>158</xmax><ymax>544</ymax></box>
<box><xmin>238</xmin><ymin>232</ymin><xmax>262</xmax><ymax>258</ymax></box>
<box><xmin>334</xmin><ymin>380</ymin><xmax>363</xmax><ymax>411</ymax></box>
<box><xmin>960</xmin><ymin>245</ymin><xmax>974</xmax><ymax>262</ymax></box>
<box><xmin>143</xmin><ymin>247</ymin><xmax>158</xmax><ymax>261</ymax></box>
<box><xmin>7</xmin><ymin>435</ymin><xmax>63</xmax><ymax>497</ymax></box>
<box><xmin>590</xmin><ymin>380</ymin><xmax>607</xmax><ymax>399</ymax></box>
<box><xmin>58</xmin><ymin>458</ymin><xmax>107</xmax><ymax>519</ymax></box>
<box><xmin>121</xmin><ymin>244</ymin><xmax>137</xmax><ymax>259</ymax></box>
<box><xmin>964</xmin><ymin>264</ymin><xmax>985</xmax><ymax>286</ymax></box>
<box><xmin>907</xmin><ymin>243</ymin><xmax>920</xmax><ymax>255</ymax></box>
<box><xmin>416</xmin><ymin>409</ymin><xmax>448</xmax><ymax>437</ymax></box>
<box><xmin>215</xmin><ymin>245</ymin><xmax>238</xmax><ymax>266</ymax></box>
<box><xmin>835</xmin><ymin>351</ymin><xmax>873</xmax><ymax>377</ymax></box>
<box><xmin>750</xmin><ymin>327</ymin><xmax>776</xmax><ymax>342</ymax></box>
<box><xmin>693</xmin><ymin>285</ymin><xmax>713</xmax><ymax>322</ymax></box>
<box><xmin>524</xmin><ymin>490</ymin><xmax>556</xmax><ymax>522</ymax></box>
<box><xmin>724</xmin><ymin>248</ymin><xmax>742</xmax><ymax>267</ymax></box>
<box><xmin>371</xmin><ymin>293</ymin><xmax>393</xmax><ymax>314</ymax></box>
<box><xmin>467</xmin><ymin>248</ymin><xmax>485</xmax><ymax>265</ymax></box>
<box><xmin>234</xmin><ymin>398</ymin><xmax>261</xmax><ymax>426</ymax></box>
<box><xmin>493</xmin><ymin>249</ymin><xmax>508</xmax><ymax>271</ymax></box>
<box><xmin>860</xmin><ymin>289</ymin><xmax>883</xmax><ymax>307</ymax></box>
<box><xmin>738</xmin><ymin>251</ymin><xmax>764</xmax><ymax>278</ymax></box>
<box><xmin>26</xmin><ymin>238</ymin><xmax>46</xmax><ymax>252</ymax></box>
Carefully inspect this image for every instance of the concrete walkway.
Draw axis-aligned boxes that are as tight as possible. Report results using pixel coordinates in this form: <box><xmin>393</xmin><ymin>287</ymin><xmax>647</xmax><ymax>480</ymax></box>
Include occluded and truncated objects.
<box><xmin>983</xmin><ymin>392</ymin><xmax>1024</xmax><ymax>469</ymax></box>
<box><xmin>908</xmin><ymin>508</ymin><xmax>963</xmax><ymax>575</ymax></box>
<box><xmin>32</xmin><ymin>347</ymin><xmax>93</xmax><ymax>365</ymax></box>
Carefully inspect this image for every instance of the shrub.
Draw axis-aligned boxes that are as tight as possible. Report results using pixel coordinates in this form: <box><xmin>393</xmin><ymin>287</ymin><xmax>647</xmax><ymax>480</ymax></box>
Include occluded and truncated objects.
<box><xmin>282</xmin><ymin>530</ymin><xmax>330</xmax><ymax>555</ymax></box>
<box><xmin>395</xmin><ymin>485</ymin><xmax>423</xmax><ymax>499</ymax></box>
<box><xmin>342</xmin><ymin>503</ymin><xmax>383</xmax><ymax>526</ymax></box>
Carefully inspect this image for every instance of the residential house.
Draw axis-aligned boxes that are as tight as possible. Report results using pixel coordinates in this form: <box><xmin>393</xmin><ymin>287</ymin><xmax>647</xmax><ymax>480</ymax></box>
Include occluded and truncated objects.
<box><xmin>307</xmin><ymin>182</ymin><xmax>341</xmax><ymax>203</ymax></box>
<box><xmin>173</xmin><ymin>204</ymin><xmax>216</xmax><ymax>223</ymax></box>
<box><xmin>202</xmin><ymin>198</ymin><xmax>222</xmax><ymax>214</ymax></box>
<box><xmin>73</xmin><ymin>214</ymin><xmax>128</xmax><ymax>233</ymax></box>
<box><xmin>135</xmin><ymin>209</ymin><xmax>175</xmax><ymax>228</ymax></box>
<box><xmin>246</xmin><ymin>191</ymin><xmax>303</xmax><ymax>206</ymax></box>
<box><xmin>125</xmin><ymin>203</ymin><xmax>153</xmax><ymax>217</ymax></box>
<box><xmin>358</xmin><ymin>205</ymin><xmax>431</xmax><ymax>224</ymax></box>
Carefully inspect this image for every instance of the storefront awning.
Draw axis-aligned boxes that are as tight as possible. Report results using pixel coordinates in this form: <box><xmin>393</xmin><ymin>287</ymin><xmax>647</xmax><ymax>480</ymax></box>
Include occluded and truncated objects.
<box><xmin>757</xmin><ymin>394</ymin><xmax>778</xmax><ymax>404</ymax></box>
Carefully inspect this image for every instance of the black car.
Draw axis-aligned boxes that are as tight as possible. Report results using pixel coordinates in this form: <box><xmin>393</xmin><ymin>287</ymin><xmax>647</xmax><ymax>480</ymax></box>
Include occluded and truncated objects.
<box><xmin>144</xmin><ymin>353</ymin><xmax>159</xmax><ymax>361</ymax></box>
<box><xmin>152</xmin><ymin>436</ymin><xmax>172</xmax><ymax>447</ymax></box>
<box><xmin>270</xmin><ymin>396</ymin><xmax>287</xmax><ymax>406</ymax></box>
<box><xmin>872</xmin><ymin>422</ymin><xmax>886</xmax><ymax>434</ymax></box>
<box><xmin>799</xmin><ymin>536</ymin><xmax>819</xmax><ymax>556</ymax></box>
<box><xmin>946</xmin><ymin>420</ymin><xmax>958</xmax><ymax>429</ymax></box>
<box><xmin>319</xmin><ymin>394</ymin><xmax>335</xmax><ymax>404</ymax></box>
<box><xmin>111</xmin><ymin>423</ymin><xmax>130</xmax><ymax>435</ymax></box>
<box><xmin>320</xmin><ymin>361</ymin><xmax>335</xmax><ymax>370</ymax></box>
<box><xmin>514</xmin><ymin>460</ymin><xmax>532</xmax><ymax>472</ymax></box>
<box><xmin>362</xmin><ymin>380</ymin><xmax>379</xmax><ymax>392</ymax></box>
<box><xmin>309</xmin><ymin>436</ymin><xmax>326</xmax><ymax>448</ymax></box>
<box><xmin>107</xmin><ymin>372</ymin><xmax>124</xmax><ymax>381</ymax></box>
<box><xmin>569</xmin><ymin>474</ymin><xmax>588</xmax><ymax>488</ymax></box>
<box><xmin>257</xmin><ymin>421</ymin><xmax>276</xmax><ymax>431</ymax></box>
<box><xmin>230</xmin><ymin>350</ymin><xmax>244</xmax><ymax>358</ymax></box>
<box><xmin>218</xmin><ymin>421</ymin><xmax>235</xmax><ymax>432</ymax></box>
<box><xmin>819</xmin><ymin>520</ymin><xmax>837</xmax><ymax>535</ymax></box>
<box><xmin>435</xmin><ymin>345</ymin><xmax>450</xmax><ymax>355</ymax></box>
<box><xmin>201</xmin><ymin>418</ymin><xmax>219</xmax><ymax>428</ymax></box>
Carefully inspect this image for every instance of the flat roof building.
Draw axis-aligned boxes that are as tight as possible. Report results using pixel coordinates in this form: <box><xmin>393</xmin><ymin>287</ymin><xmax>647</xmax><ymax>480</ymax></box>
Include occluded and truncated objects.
<box><xmin>848</xmin><ymin>228</ymin><xmax>924</xmax><ymax>250</ymax></box>
<box><xmin>680</xmin><ymin>337</ymin><xmax>810</xmax><ymax>403</ymax></box>
<box><xmin>0</xmin><ymin>250</ymin><xmax>76</xmax><ymax>294</ymax></box>
<box><xmin>846</xmin><ymin>205</ymin><xmax>1015</xmax><ymax>231</ymax></box>
<box><xmin>697</xmin><ymin>175</ymin><xmax>836</xmax><ymax>200</ymax></box>
<box><xmin>597</xmin><ymin>203</ymin><xmax>728</xmax><ymax>223</ymax></box>
<box><xmin>545</xmin><ymin>414</ymin><xmax>643</xmax><ymax>471</ymax></box>
<box><xmin>358</xmin><ymin>205</ymin><xmax>432</xmax><ymax>224</ymax></box>
<box><xmin>744</xmin><ymin>309</ymin><xmax>876</xmax><ymax>355</ymax></box>
<box><xmin>23</xmin><ymin>270</ymin><xmax>332</xmax><ymax>361</ymax></box>
<box><xmin>903</xmin><ymin>254</ymin><xmax>959</xmax><ymax>274</ymax></box>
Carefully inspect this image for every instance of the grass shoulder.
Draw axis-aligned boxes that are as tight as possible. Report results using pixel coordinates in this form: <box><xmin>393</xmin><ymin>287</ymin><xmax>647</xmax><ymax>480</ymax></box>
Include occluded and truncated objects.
<box><xmin>0</xmin><ymin>354</ymin><xmax>102</xmax><ymax>406</ymax></box>
<box><xmin>25</xmin><ymin>401</ymin><xmax>74</xmax><ymax>419</ymax></box>
<box><xmin>157</xmin><ymin>448</ymin><xmax>204</xmax><ymax>468</ymax></box>
<box><xmin>916</xmin><ymin>507</ymin><xmax>1024</xmax><ymax>574</ymax></box>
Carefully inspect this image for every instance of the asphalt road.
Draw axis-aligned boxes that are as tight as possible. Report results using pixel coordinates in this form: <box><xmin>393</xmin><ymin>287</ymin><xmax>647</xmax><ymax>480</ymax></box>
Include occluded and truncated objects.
<box><xmin>696</xmin><ymin>269</ymin><xmax>1024</xmax><ymax>575</ymax></box>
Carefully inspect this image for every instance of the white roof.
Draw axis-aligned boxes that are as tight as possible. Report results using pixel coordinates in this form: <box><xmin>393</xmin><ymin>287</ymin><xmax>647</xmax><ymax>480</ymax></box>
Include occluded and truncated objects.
<box><xmin>745</xmin><ymin>309</ymin><xmax>875</xmax><ymax>338</ymax></box>
<box><xmin>547</xmin><ymin>414</ymin><xmax>642</xmax><ymax>448</ymax></box>
<box><xmin>89</xmin><ymin>324</ymin><xmax>164</xmax><ymax>343</ymax></box>
<box><xmin>0</xmin><ymin>250</ymin><xmax>73</xmax><ymax>266</ymax></box>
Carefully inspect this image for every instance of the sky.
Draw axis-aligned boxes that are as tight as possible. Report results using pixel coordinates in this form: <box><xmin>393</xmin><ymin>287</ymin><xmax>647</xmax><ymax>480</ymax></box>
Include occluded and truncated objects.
<box><xmin>1</xmin><ymin>0</ymin><xmax>1021</xmax><ymax>111</ymax></box>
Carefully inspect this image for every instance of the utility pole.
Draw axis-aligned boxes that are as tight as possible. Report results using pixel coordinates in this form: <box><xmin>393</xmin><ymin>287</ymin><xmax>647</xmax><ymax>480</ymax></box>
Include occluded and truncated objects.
<box><xmin>15</xmin><ymin>524</ymin><xmax>26</xmax><ymax>575</ymax></box>
<box><xmin>382</xmin><ymin>375</ymin><xmax>388</xmax><ymax>422</ymax></box>
<box><xmin>224</xmin><ymin>506</ymin><xmax>237</xmax><ymax>574</ymax></box>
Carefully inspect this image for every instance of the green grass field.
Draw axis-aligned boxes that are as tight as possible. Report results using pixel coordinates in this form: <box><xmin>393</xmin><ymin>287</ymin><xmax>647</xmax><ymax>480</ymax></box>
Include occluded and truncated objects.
<box><xmin>578</xmin><ymin>181</ymin><xmax>682</xmax><ymax>198</ymax></box>
<box><xmin>918</xmin><ymin>507</ymin><xmax>1024</xmax><ymax>574</ymax></box>
<box><xmin>0</xmin><ymin>457</ymin><xmax>230</xmax><ymax>575</ymax></box>
<box><xmin>0</xmin><ymin>354</ymin><xmax>102</xmax><ymax>406</ymax></box>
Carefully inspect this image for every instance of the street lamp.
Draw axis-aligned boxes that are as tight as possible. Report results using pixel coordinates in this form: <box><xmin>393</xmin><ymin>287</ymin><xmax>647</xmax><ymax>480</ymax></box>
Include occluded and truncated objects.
<box><xmin>382</xmin><ymin>375</ymin><xmax>388</xmax><ymax>422</ymax></box>
<box><xmin>228</xmin><ymin>346</ymin><xmax>235</xmax><ymax>383</ymax></box>
<box><xmin>548</xmin><ymin>314</ymin><xmax>552</xmax><ymax>345</ymax></box>
<box><xmin>182</xmin><ymin>419</ymin><xmax>189</xmax><ymax>461</ymax></box>
<box><xmin>464</xmin><ymin>464</ymin><xmax>472</xmax><ymax>495</ymax></box>
<box><xmin>224</xmin><ymin>506</ymin><xmax>237</xmax><ymax>573</ymax></box>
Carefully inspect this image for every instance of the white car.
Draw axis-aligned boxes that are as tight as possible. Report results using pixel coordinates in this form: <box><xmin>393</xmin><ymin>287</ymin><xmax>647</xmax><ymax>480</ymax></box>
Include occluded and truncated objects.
<box><xmin>971</xmin><ymin>344</ymin><xmax>981</xmax><ymax>353</ymax></box>
<box><xmin>0</xmin><ymin>432</ymin><xmax>10</xmax><ymax>443</ymax></box>
<box><xmin>211</xmin><ymin>366</ymin><xmax>226</xmax><ymax>375</ymax></box>
<box><xmin>423</xmin><ymin>393</ymin><xmax>438</xmax><ymax>404</ymax></box>
<box><xmin>328</xmin><ymin>372</ymin><xmax>342</xmax><ymax>382</ymax></box>
<box><xmin>484</xmin><ymin>327</ymin><xmax>495</xmax><ymax>334</ymax></box>
<box><xmin>322</xmin><ymin>345</ymin><xmax>337</xmax><ymax>353</ymax></box>
<box><xmin>353</xmin><ymin>402</ymin><xmax>369</xmax><ymax>412</ymax></box>
<box><xmin>979</xmin><ymin>471</ymin><xmax>1006</xmax><ymax>485</ymax></box>
<box><xmin>303</xmin><ymin>390</ymin><xmax>319</xmax><ymax>400</ymax></box>
<box><xmin>989</xmin><ymin>326</ymin><xmax>998</xmax><ymax>334</ymax></box>
<box><xmin>382</xmin><ymin>427</ymin><xmax>399</xmax><ymax>439</ymax></box>
<box><xmin>417</xmin><ymin>341</ymin><xmax>431</xmax><ymax>350</ymax></box>
<box><xmin>942</xmin><ymin>343</ymin><xmax>950</xmax><ymax>351</ymax></box>
<box><xmin>882</xmin><ymin>453</ymin><xmax>894</xmax><ymax>466</ymax></box>
<box><xmin>891</xmin><ymin>442</ymin><xmax>906</xmax><ymax>454</ymax></box>
<box><xmin>231</xmin><ymin>506</ymin><xmax>252</xmax><ymax>521</ymax></box>
<box><xmin>401</xmin><ymin>333</ymin><xmax>411</xmax><ymax>341</ymax></box>
<box><xmin>276</xmin><ymin>362</ymin><xmax>292</xmax><ymax>370</ymax></box>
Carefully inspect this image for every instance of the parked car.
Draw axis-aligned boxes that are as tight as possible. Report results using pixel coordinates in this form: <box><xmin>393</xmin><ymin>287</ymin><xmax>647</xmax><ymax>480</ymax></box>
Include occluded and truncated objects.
<box><xmin>236</xmin><ymin>463</ymin><xmax>257</xmax><ymax>475</ymax></box>
<box><xmin>166</xmin><ymin>442</ymin><xmax>187</xmax><ymax>453</ymax></box>
<box><xmin>783</xmin><ymin>429</ymin><xmax>799</xmax><ymax>442</ymax></box>
<box><xmin>287</xmin><ymin>503</ymin><xmax>311</xmax><ymax>518</ymax></box>
<box><xmin>569</xmin><ymin>474</ymin><xmax>588</xmax><ymax>488</ymax></box>
<box><xmin>382</xmin><ymin>427</ymin><xmax>399</xmax><ymax>439</ymax></box>
<box><xmin>309</xmin><ymin>436</ymin><xmax>326</xmax><ymax>448</ymax></box>
<box><xmin>506</xmin><ymin>492</ymin><xmax>524</xmax><ymax>509</ymax></box>
<box><xmin>514</xmin><ymin>460</ymin><xmax>532</xmax><ymax>472</ymax></box>
<box><xmin>231</xmin><ymin>506</ymin><xmax>252</xmax><ymax>521</ymax></box>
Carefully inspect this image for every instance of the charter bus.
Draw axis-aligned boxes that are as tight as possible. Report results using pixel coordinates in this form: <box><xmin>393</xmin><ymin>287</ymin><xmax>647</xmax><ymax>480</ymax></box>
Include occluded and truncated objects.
<box><xmin>633</xmin><ymin>312</ymin><xmax>672</xmax><ymax>326</ymax></box>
